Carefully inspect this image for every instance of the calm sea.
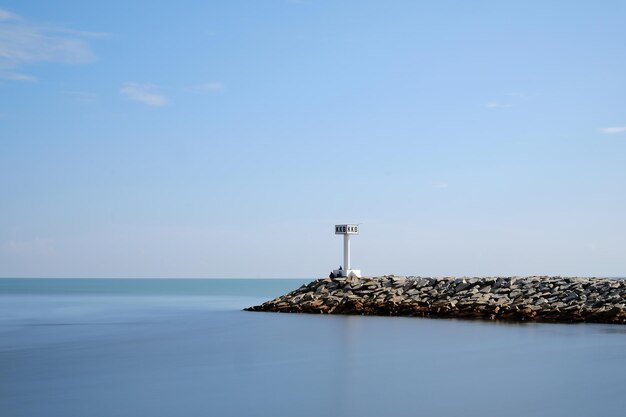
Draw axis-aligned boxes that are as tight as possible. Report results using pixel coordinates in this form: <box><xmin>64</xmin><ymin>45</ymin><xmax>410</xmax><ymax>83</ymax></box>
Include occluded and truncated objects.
<box><xmin>1</xmin><ymin>278</ymin><xmax>626</xmax><ymax>417</ymax></box>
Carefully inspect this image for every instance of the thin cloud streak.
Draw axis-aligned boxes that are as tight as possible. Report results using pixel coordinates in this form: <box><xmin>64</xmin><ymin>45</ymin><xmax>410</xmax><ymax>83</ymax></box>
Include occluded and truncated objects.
<box><xmin>2</xmin><ymin>237</ymin><xmax>56</xmax><ymax>256</ymax></box>
<box><xmin>0</xmin><ymin>7</ymin><xmax>102</xmax><ymax>81</ymax></box>
<box><xmin>486</xmin><ymin>101</ymin><xmax>513</xmax><ymax>109</ymax></box>
<box><xmin>599</xmin><ymin>126</ymin><xmax>626</xmax><ymax>134</ymax></box>
<box><xmin>120</xmin><ymin>83</ymin><xmax>167</xmax><ymax>107</ymax></box>
<box><xmin>0</xmin><ymin>72</ymin><xmax>37</xmax><ymax>81</ymax></box>
<box><xmin>64</xmin><ymin>90</ymin><xmax>97</xmax><ymax>103</ymax></box>
<box><xmin>0</xmin><ymin>9</ymin><xmax>17</xmax><ymax>21</ymax></box>
<box><xmin>431</xmin><ymin>181</ymin><xmax>449</xmax><ymax>189</ymax></box>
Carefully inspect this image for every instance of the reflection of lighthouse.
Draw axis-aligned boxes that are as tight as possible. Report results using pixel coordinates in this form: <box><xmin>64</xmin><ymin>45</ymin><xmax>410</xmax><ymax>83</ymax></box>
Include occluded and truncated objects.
<box><xmin>330</xmin><ymin>224</ymin><xmax>361</xmax><ymax>278</ymax></box>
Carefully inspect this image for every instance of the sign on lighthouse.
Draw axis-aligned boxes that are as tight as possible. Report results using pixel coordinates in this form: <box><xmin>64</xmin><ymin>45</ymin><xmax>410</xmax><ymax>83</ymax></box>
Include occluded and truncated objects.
<box><xmin>331</xmin><ymin>224</ymin><xmax>362</xmax><ymax>278</ymax></box>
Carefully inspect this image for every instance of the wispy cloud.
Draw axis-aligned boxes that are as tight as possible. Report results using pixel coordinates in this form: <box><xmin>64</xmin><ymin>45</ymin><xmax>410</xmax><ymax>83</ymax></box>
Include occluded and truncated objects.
<box><xmin>486</xmin><ymin>101</ymin><xmax>513</xmax><ymax>109</ymax></box>
<box><xmin>599</xmin><ymin>126</ymin><xmax>626</xmax><ymax>134</ymax></box>
<box><xmin>63</xmin><ymin>90</ymin><xmax>97</xmax><ymax>103</ymax></box>
<box><xmin>185</xmin><ymin>82</ymin><xmax>224</xmax><ymax>93</ymax></box>
<box><xmin>0</xmin><ymin>9</ymin><xmax>17</xmax><ymax>21</ymax></box>
<box><xmin>431</xmin><ymin>181</ymin><xmax>449</xmax><ymax>189</ymax></box>
<box><xmin>2</xmin><ymin>237</ymin><xmax>56</xmax><ymax>256</ymax></box>
<box><xmin>484</xmin><ymin>91</ymin><xmax>539</xmax><ymax>110</ymax></box>
<box><xmin>120</xmin><ymin>83</ymin><xmax>167</xmax><ymax>107</ymax></box>
<box><xmin>0</xmin><ymin>7</ymin><xmax>103</xmax><ymax>81</ymax></box>
<box><xmin>0</xmin><ymin>72</ymin><xmax>37</xmax><ymax>81</ymax></box>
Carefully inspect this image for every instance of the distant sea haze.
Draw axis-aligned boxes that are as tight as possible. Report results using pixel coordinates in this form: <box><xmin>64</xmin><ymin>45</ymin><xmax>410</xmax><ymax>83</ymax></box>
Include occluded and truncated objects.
<box><xmin>1</xmin><ymin>278</ymin><xmax>626</xmax><ymax>417</ymax></box>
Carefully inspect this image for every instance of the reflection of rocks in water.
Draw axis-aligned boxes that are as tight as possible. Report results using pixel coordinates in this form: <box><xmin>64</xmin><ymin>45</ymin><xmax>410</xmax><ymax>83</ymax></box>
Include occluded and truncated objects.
<box><xmin>246</xmin><ymin>276</ymin><xmax>626</xmax><ymax>324</ymax></box>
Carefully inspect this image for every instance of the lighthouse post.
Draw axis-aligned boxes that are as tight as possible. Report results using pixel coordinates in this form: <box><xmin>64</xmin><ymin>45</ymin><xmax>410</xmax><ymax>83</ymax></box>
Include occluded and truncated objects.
<box><xmin>343</xmin><ymin>233</ymin><xmax>351</xmax><ymax>271</ymax></box>
<box><xmin>331</xmin><ymin>224</ymin><xmax>361</xmax><ymax>278</ymax></box>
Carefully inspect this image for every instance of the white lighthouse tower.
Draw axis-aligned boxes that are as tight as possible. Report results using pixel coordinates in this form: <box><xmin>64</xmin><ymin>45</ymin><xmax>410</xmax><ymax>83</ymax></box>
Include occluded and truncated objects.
<box><xmin>331</xmin><ymin>224</ymin><xmax>362</xmax><ymax>278</ymax></box>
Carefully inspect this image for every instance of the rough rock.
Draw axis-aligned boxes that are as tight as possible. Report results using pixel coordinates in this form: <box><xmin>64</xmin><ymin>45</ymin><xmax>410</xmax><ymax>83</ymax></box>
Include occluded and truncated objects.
<box><xmin>245</xmin><ymin>276</ymin><xmax>626</xmax><ymax>324</ymax></box>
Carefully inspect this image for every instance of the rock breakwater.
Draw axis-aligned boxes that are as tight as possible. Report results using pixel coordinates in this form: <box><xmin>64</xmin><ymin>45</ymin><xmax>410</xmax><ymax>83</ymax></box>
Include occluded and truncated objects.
<box><xmin>246</xmin><ymin>276</ymin><xmax>626</xmax><ymax>324</ymax></box>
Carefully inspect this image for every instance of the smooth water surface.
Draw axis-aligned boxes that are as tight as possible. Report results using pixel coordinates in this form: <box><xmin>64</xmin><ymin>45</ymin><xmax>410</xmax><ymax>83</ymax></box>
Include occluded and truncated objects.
<box><xmin>2</xmin><ymin>278</ymin><xmax>626</xmax><ymax>417</ymax></box>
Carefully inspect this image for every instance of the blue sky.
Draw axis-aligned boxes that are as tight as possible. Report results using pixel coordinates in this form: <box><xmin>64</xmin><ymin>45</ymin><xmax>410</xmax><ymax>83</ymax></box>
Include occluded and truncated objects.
<box><xmin>1</xmin><ymin>1</ymin><xmax>625</xmax><ymax>278</ymax></box>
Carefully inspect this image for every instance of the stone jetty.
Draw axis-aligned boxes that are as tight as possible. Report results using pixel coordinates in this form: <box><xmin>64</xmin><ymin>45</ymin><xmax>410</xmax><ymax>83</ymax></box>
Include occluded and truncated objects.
<box><xmin>246</xmin><ymin>276</ymin><xmax>626</xmax><ymax>324</ymax></box>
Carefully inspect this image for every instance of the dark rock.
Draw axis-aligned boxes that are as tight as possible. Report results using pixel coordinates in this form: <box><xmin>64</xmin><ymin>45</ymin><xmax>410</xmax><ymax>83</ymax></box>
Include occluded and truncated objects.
<box><xmin>245</xmin><ymin>276</ymin><xmax>626</xmax><ymax>324</ymax></box>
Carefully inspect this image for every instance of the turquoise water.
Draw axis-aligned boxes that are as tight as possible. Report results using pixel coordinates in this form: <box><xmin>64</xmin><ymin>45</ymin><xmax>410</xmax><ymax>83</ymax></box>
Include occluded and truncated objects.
<box><xmin>2</xmin><ymin>278</ymin><xmax>626</xmax><ymax>417</ymax></box>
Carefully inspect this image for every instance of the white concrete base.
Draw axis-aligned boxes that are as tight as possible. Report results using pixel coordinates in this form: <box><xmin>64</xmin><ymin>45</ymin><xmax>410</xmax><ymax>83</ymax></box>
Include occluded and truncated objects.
<box><xmin>332</xmin><ymin>269</ymin><xmax>362</xmax><ymax>278</ymax></box>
